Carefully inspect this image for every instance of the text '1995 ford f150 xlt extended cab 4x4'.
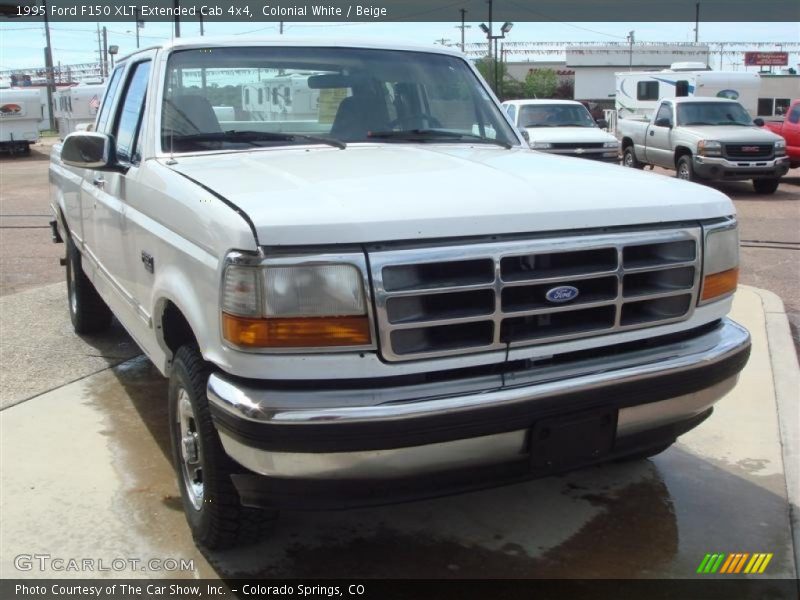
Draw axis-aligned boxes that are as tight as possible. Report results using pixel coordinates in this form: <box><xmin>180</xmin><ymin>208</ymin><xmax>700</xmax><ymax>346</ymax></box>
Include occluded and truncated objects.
<box><xmin>50</xmin><ymin>38</ymin><xmax>751</xmax><ymax>549</ymax></box>
<box><xmin>618</xmin><ymin>97</ymin><xmax>791</xmax><ymax>194</ymax></box>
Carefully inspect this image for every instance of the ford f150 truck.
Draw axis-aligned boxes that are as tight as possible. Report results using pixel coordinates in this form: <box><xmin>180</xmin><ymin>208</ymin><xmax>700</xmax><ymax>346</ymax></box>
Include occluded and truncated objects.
<box><xmin>50</xmin><ymin>38</ymin><xmax>751</xmax><ymax>550</ymax></box>
<box><xmin>618</xmin><ymin>97</ymin><xmax>790</xmax><ymax>194</ymax></box>
<box><xmin>760</xmin><ymin>98</ymin><xmax>800</xmax><ymax>169</ymax></box>
<box><xmin>502</xmin><ymin>99</ymin><xmax>620</xmax><ymax>161</ymax></box>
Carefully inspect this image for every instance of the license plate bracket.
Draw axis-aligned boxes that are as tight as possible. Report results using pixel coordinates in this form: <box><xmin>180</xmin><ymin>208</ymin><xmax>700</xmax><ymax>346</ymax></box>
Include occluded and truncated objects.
<box><xmin>529</xmin><ymin>407</ymin><xmax>617</xmax><ymax>473</ymax></box>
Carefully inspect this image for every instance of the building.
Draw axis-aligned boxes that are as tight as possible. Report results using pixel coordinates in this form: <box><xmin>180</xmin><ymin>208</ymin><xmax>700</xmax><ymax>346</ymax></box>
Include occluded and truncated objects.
<box><xmin>757</xmin><ymin>74</ymin><xmax>800</xmax><ymax>116</ymax></box>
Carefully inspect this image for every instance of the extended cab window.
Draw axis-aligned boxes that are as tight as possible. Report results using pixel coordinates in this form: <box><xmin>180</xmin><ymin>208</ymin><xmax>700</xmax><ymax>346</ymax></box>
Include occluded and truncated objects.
<box><xmin>789</xmin><ymin>104</ymin><xmax>800</xmax><ymax>124</ymax></box>
<box><xmin>96</xmin><ymin>67</ymin><xmax>124</xmax><ymax>133</ymax></box>
<box><xmin>160</xmin><ymin>46</ymin><xmax>516</xmax><ymax>152</ymax></box>
<box><xmin>637</xmin><ymin>81</ymin><xmax>659</xmax><ymax>101</ymax></box>
<box><xmin>114</xmin><ymin>61</ymin><xmax>151</xmax><ymax>164</ymax></box>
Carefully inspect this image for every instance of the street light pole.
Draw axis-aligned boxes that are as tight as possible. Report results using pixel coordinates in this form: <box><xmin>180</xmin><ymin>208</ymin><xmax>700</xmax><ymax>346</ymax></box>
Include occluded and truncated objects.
<box><xmin>627</xmin><ymin>30</ymin><xmax>635</xmax><ymax>71</ymax></box>
<box><xmin>41</xmin><ymin>0</ymin><xmax>56</xmax><ymax>130</ymax></box>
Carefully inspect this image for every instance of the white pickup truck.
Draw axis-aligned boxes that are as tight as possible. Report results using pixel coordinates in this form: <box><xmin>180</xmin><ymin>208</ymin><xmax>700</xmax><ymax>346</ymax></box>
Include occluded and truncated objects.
<box><xmin>618</xmin><ymin>97</ymin><xmax>790</xmax><ymax>194</ymax></box>
<box><xmin>50</xmin><ymin>38</ymin><xmax>750</xmax><ymax>549</ymax></box>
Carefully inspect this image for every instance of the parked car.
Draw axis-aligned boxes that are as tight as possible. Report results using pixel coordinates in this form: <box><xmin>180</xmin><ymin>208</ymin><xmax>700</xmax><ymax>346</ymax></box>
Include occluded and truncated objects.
<box><xmin>50</xmin><ymin>37</ymin><xmax>750</xmax><ymax>549</ymax></box>
<box><xmin>617</xmin><ymin>97</ymin><xmax>790</xmax><ymax>194</ymax></box>
<box><xmin>759</xmin><ymin>99</ymin><xmax>800</xmax><ymax>168</ymax></box>
<box><xmin>502</xmin><ymin>99</ymin><xmax>620</xmax><ymax>161</ymax></box>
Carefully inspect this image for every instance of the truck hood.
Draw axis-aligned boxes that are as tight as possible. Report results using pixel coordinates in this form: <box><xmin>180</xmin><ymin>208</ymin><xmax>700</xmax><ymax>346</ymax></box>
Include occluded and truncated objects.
<box><xmin>166</xmin><ymin>144</ymin><xmax>734</xmax><ymax>246</ymax></box>
<box><xmin>678</xmin><ymin>125</ymin><xmax>781</xmax><ymax>143</ymax></box>
<box><xmin>525</xmin><ymin>127</ymin><xmax>617</xmax><ymax>144</ymax></box>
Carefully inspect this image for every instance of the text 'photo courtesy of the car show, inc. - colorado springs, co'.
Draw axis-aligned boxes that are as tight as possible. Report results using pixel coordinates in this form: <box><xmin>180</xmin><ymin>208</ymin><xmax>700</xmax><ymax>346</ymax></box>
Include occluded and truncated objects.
<box><xmin>0</xmin><ymin>1</ymin><xmax>799</xmax><ymax>599</ymax></box>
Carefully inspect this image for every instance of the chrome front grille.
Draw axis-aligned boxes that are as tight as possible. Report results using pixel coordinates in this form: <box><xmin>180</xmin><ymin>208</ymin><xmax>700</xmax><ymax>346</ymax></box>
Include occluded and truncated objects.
<box><xmin>723</xmin><ymin>144</ymin><xmax>774</xmax><ymax>160</ymax></box>
<box><xmin>369</xmin><ymin>228</ymin><xmax>702</xmax><ymax>362</ymax></box>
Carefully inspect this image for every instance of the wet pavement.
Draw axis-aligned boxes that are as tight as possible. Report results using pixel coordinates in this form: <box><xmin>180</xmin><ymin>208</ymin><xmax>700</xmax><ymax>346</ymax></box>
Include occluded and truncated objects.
<box><xmin>0</xmin><ymin>287</ymin><xmax>796</xmax><ymax>583</ymax></box>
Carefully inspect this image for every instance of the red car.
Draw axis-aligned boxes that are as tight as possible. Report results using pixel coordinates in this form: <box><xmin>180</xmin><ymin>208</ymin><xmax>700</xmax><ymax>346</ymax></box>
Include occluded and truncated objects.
<box><xmin>761</xmin><ymin>99</ymin><xmax>800</xmax><ymax>168</ymax></box>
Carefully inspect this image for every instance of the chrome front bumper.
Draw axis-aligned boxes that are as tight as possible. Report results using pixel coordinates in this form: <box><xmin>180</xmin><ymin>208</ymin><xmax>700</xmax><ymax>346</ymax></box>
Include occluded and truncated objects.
<box><xmin>208</xmin><ymin>319</ymin><xmax>750</xmax><ymax>482</ymax></box>
<box><xmin>694</xmin><ymin>154</ymin><xmax>790</xmax><ymax>179</ymax></box>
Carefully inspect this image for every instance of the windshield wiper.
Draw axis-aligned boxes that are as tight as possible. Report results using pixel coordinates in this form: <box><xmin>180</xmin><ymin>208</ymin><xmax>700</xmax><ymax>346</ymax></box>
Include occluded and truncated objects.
<box><xmin>367</xmin><ymin>129</ymin><xmax>512</xmax><ymax>149</ymax></box>
<box><xmin>172</xmin><ymin>130</ymin><xmax>346</xmax><ymax>150</ymax></box>
<box><xmin>682</xmin><ymin>121</ymin><xmax>716</xmax><ymax>126</ymax></box>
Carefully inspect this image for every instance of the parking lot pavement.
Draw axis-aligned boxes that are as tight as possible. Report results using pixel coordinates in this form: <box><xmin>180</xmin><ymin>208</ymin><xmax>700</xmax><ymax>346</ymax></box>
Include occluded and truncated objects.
<box><xmin>1</xmin><ymin>286</ymin><xmax>796</xmax><ymax>584</ymax></box>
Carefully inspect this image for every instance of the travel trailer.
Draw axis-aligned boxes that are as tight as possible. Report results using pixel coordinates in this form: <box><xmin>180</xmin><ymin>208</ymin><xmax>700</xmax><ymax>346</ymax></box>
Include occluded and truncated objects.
<box><xmin>0</xmin><ymin>88</ymin><xmax>42</xmax><ymax>154</ymax></box>
<box><xmin>241</xmin><ymin>73</ymin><xmax>321</xmax><ymax>123</ymax></box>
<box><xmin>615</xmin><ymin>63</ymin><xmax>760</xmax><ymax>119</ymax></box>
<box><xmin>53</xmin><ymin>83</ymin><xmax>105</xmax><ymax>139</ymax></box>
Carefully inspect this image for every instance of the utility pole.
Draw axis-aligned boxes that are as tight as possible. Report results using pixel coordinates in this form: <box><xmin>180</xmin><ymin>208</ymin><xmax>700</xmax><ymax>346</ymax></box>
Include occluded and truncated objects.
<box><xmin>486</xmin><ymin>0</ymin><xmax>493</xmax><ymax>61</ymax></box>
<box><xmin>134</xmin><ymin>8</ymin><xmax>141</xmax><ymax>48</ymax></box>
<box><xmin>199</xmin><ymin>12</ymin><xmax>204</xmax><ymax>36</ymax></box>
<box><xmin>174</xmin><ymin>0</ymin><xmax>180</xmax><ymax>37</ymax></box>
<box><xmin>718</xmin><ymin>43</ymin><xmax>723</xmax><ymax>69</ymax></box>
<box><xmin>279</xmin><ymin>21</ymin><xmax>284</xmax><ymax>34</ymax></box>
<box><xmin>694</xmin><ymin>2</ymin><xmax>700</xmax><ymax>42</ymax></box>
<box><xmin>96</xmin><ymin>23</ymin><xmax>104</xmax><ymax>81</ymax></box>
<box><xmin>456</xmin><ymin>9</ymin><xmax>470</xmax><ymax>52</ymax></box>
<box><xmin>102</xmin><ymin>27</ymin><xmax>109</xmax><ymax>77</ymax></box>
<box><xmin>434</xmin><ymin>38</ymin><xmax>450</xmax><ymax>46</ymax></box>
<box><xmin>627</xmin><ymin>30</ymin><xmax>635</xmax><ymax>71</ymax></box>
<box><xmin>42</xmin><ymin>0</ymin><xmax>56</xmax><ymax>130</ymax></box>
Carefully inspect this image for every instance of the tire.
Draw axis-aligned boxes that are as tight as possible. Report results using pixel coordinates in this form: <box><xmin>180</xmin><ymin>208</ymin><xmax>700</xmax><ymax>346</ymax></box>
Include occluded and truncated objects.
<box><xmin>676</xmin><ymin>155</ymin><xmax>697</xmax><ymax>182</ymax></box>
<box><xmin>169</xmin><ymin>345</ymin><xmax>278</xmax><ymax>549</ymax></box>
<box><xmin>622</xmin><ymin>146</ymin><xmax>643</xmax><ymax>169</ymax></box>
<box><xmin>615</xmin><ymin>442</ymin><xmax>673</xmax><ymax>463</ymax></box>
<box><xmin>752</xmin><ymin>178</ymin><xmax>780</xmax><ymax>194</ymax></box>
<box><xmin>65</xmin><ymin>236</ymin><xmax>112</xmax><ymax>334</ymax></box>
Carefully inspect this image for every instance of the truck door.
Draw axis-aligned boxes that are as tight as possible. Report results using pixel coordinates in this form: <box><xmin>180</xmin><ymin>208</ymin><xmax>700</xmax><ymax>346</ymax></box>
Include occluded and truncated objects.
<box><xmin>645</xmin><ymin>102</ymin><xmax>674</xmax><ymax>168</ymax></box>
<box><xmin>784</xmin><ymin>102</ymin><xmax>800</xmax><ymax>160</ymax></box>
<box><xmin>84</xmin><ymin>58</ymin><xmax>152</xmax><ymax>317</ymax></box>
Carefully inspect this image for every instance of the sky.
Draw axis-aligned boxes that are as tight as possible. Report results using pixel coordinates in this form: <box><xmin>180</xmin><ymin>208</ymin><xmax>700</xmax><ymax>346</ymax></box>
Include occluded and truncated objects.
<box><xmin>1</xmin><ymin>20</ymin><xmax>798</xmax><ymax>72</ymax></box>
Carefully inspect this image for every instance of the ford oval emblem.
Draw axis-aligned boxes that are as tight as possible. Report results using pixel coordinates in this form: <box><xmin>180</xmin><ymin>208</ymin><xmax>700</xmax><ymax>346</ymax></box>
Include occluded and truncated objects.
<box><xmin>545</xmin><ymin>286</ymin><xmax>580</xmax><ymax>303</ymax></box>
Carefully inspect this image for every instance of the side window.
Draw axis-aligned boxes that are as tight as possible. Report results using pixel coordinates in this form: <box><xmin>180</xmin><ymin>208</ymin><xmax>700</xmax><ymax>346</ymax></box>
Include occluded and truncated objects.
<box><xmin>637</xmin><ymin>81</ymin><xmax>659</xmax><ymax>101</ymax></box>
<box><xmin>257</xmin><ymin>88</ymin><xmax>263</xmax><ymax>104</ymax></box>
<box><xmin>788</xmin><ymin>104</ymin><xmax>800</xmax><ymax>124</ymax></box>
<box><xmin>655</xmin><ymin>103</ymin><xmax>672</xmax><ymax>125</ymax></box>
<box><xmin>675</xmin><ymin>80</ymin><xmax>690</xmax><ymax>97</ymax></box>
<box><xmin>96</xmin><ymin>67</ymin><xmax>124</xmax><ymax>133</ymax></box>
<box><xmin>113</xmin><ymin>61</ymin><xmax>151</xmax><ymax>164</ymax></box>
<box><xmin>506</xmin><ymin>104</ymin><xmax>517</xmax><ymax>123</ymax></box>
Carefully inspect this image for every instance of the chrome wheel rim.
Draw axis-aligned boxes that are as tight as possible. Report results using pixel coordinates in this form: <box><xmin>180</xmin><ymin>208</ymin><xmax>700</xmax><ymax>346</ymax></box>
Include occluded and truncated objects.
<box><xmin>177</xmin><ymin>388</ymin><xmax>204</xmax><ymax>510</ymax></box>
<box><xmin>624</xmin><ymin>152</ymin><xmax>633</xmax><ymax>167</ymax></box>
<box><xmin>678</xmin><ymin>163</ymin><xmax>690</xmax><ymax>179</ymax></box>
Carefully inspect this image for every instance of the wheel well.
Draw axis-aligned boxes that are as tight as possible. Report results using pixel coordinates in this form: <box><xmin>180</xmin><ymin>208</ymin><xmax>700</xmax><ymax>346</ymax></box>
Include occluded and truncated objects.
<box><xmin>674</xmin><ymin>146</ymin><xmax>692</xmax><ymax>166</ymax></box>
<box><xmin>161</xmin><ymin>301</ymin><xmax>199</xmax><ymax>357</ymax></box>
<box><xmin>622</xmin><ymin>137</ymin><xmax>634</xmax><ymax>149</ymax></box>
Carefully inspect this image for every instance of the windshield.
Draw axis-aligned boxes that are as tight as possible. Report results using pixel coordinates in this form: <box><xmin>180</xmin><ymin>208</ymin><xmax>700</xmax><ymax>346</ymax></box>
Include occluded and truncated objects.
<box><xmin>161</xmin><ymin>47</ymin><xmax>517</xmax><ymax>152</ymax></box>
<box><xmin>677</xmin><ymin>102</ymin><xmax>753</xmax><ymax>126</ymax></box>
<box><xmin>518</xmin><ymin>103</ymin><xmax>596</xmax><ymax>128</ymax></box>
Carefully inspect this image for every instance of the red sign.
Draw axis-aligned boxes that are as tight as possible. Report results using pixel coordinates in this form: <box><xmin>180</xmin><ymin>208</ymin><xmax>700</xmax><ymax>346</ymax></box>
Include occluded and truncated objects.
<box><xmin>744</xmin><ymin>52</ymin><xmax>788</xmax><ymax>66</ymax></box>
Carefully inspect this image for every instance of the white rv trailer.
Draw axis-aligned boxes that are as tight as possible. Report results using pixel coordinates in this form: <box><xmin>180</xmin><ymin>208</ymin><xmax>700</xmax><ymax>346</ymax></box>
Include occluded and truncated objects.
<box><xmin>241</xmin><ymin>73</ymin><xmax>321</xmax><ymax>123</ymax></box>
<box><xmin>0</xmin><ymin>88</ymin><xmax>42</xmax><ymax>154</ymax></box>
<box><xmin>615</xmin><ymin>63</ymin><xmax>760</xmax><ymax>119</ymax></box>
<box><xmin>53</xmin><ymin>83</ymin><xmax>105</xmax><ymax>139</ymax></box>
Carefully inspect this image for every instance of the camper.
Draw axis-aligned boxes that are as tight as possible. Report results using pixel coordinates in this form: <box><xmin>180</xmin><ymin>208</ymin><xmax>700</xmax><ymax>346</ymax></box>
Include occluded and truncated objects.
<box><xmin>241</xmin><ymin>73</ymin><xmax>321</xmax><ymax>123</ymax></box>
<box><xmin>53</xmin><ymin>83</ymin><xmax>105</xmax><ymax>139</ymax></box>
<box><xmin>615</xmin><ymin>63</ymin><xmax>760</xmax><ymax>120</ymax></box>
<box><xmin>0</xmin><ymin>88</ymin><xmax>42</xmax><ymax>154</ymax></box>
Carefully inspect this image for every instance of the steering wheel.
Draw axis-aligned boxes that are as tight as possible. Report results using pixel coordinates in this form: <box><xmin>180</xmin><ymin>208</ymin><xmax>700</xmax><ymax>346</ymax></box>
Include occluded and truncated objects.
<box><xmin>388</xmin><ymin>113</ymin><xmax>443</xmax><ymax>130</ymax></box>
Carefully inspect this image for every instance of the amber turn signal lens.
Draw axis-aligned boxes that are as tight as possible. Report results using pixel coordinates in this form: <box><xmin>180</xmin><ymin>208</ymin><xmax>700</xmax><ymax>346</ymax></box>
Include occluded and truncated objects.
<box><xmin>222</xmin><ymin>313</ymin><xmax>371</xmax><ymax>348</ymax></box>
<box><xmin>701</xmin><ymin>267</ymin><xmax>738</xmax><ymax>302</ymax></box>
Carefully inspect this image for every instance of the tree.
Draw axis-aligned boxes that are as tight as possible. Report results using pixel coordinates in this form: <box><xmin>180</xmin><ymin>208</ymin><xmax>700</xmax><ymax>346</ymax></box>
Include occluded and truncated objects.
<box><xmin>523</xmin><ymin>68</ymin><xmax>558</xmax><ymax>98</ymax></box>
<box><xmin>553</xmin><ymin>80</ymin><xmax>575</xmax><ymax>99</ymax></box>
<box><xmin>474</xmin><ymin>56</ymin><xmax>506</xmax><ymax>93</ymax></box>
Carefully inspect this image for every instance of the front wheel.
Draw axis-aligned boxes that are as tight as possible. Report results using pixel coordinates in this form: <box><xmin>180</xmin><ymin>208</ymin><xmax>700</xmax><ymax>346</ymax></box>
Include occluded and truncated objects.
<box><xmin>752</xmin><ymin>178</ymin><xmax>780</xmax><ymax>194</ymax></box>
<box><xmin>676</xmin><ymin>155</ymin><xmax>697</xmax><ymax>182</ymax></box>
<box><xmin>168</xmin><ymin>345</ymin><xmax>277</xmax><ymax>549</ymax></box>
<box><xmin>65</xmin><ymin>236</ymin><xmax>112</xmax><ymax>334</ymax></box>
<box><xmin>622</xmin><ymin>146</ymin><xmax>643</xmax><ymax>169</ymax></box>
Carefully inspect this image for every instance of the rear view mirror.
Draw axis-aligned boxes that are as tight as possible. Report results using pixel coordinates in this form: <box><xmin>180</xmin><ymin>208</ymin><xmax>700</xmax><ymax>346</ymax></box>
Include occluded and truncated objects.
<box><xmin>753</xmin><ymin>117</ymin><xmax>765</xmax><ymax>127</ymax></box>
<box><xmin>654</xmin><ymin>117</ymin><xmax>672</xmax><ymax>128</ymax></box>
<box><xmin>61</xmin><ymin>132</ymin><xmax>114</xmax><ymax>169</ymax></box>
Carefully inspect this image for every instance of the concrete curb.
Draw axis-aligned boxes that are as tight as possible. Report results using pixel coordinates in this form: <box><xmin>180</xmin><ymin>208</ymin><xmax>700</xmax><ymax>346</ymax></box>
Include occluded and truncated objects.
<box><xmin>747</xmin><ymin>285</ymin><xmax>800</xmax><ymax>581</ymax></box>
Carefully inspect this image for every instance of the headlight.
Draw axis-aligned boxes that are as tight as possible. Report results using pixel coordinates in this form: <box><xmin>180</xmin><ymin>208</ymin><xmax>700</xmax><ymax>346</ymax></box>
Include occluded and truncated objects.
<box><xmin>775</xmin><ymin>139</ymin><xmax>786</xmax><ymax>156</ymax></box>
<box><xmin>603</xmin><ymin>141</ymin><xmax>619</xmax><ymax>148</ymax></box>
<box><xmin>697</xmin><ymin>140</ymin><xmax>722</xmax><ymax>157</ymax></box>
<box><xmin>221</xmin><ymin>260</ymin><xmax>371</xmax><ymax>349</ymax></box>
<box><xmin>531</xmin><ymin>142</ymin><xmax>552</xmax><ymax>149</ymax></box>
<box><xmin>699</xmin><ymin>222</ymin><xmax>739</xmax><ymax>304</ymax></box>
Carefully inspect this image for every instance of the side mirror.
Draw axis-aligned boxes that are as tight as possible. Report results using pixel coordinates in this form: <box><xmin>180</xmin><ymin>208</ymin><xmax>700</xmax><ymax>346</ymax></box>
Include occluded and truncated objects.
<box><xmin>595</xmin><ymin>118</ymin><xmax>608</xmax><ymax>129</ymax></box>
<box><xmin>61</xmin><ymin>132</ymin><xmax>114</xmax><ymax>169</ymax></box>
<box><xmin>518</xmin><ymin>127</ymin><xmax>530</xmax><ymax>143</ymax></box>
<box><xmin>654</xmin><ymin>117</ymin><xmax>672</xmax><ymax>128</ymax></box>
<box><xmin>753</xmin><ymin>118</ymin><xmax>765</xmax><ymax>127</ymax></box>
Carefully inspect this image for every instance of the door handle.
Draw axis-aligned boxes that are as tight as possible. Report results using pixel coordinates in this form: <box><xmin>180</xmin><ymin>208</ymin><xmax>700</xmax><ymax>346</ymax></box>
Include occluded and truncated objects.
<box><xmin>92</xmin><ymin>176</ymin><xmax>105</xmax><ymax>190</ymax></box>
